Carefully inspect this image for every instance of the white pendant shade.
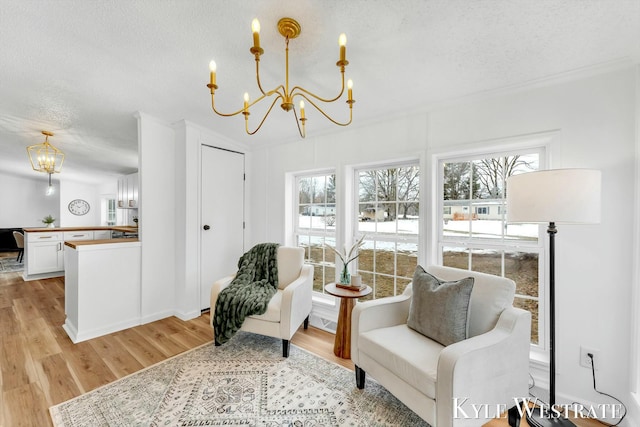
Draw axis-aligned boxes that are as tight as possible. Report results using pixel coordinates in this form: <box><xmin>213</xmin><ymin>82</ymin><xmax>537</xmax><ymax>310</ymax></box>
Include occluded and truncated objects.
<box><xmin>506</xmin><ymin>169</ymin><xmax>601</xmax><ymax>224</ymax></box>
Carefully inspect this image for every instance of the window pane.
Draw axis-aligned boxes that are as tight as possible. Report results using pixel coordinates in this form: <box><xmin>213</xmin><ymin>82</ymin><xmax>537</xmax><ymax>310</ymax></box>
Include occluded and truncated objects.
<box><xmin>326</xmin><ymin>175</ymin><xmax>336</xmax><ymax>203</ymax></box>
<box><xmin>439</xmin><ymin>148</ymin><xmax>543</xmax><ymax>348</ymax></box>
<box><xmin>299</xmin><ymin>177</ymin><xmax>312</xmax><ymax>204</ymax></box>
<box><xmin>311</xmin><ymin>176</ymin><xmax>325</xmax><ymax>203</ymax></box>
<box><xmin>470</xmin><ymin>249</ymin><xmax>502</xmax><ymax>276</ymax></box>
<box><xmin>505</xmin><ymin>251</ymin><xmax>539</xmax><ymax>298</ymax></box>
<box><xmin>358</xmin><ymin>240</ymin><xmax>374</xmax><ymax>272</ymax></box>
<box><xmin>374</xmin><ymin>274</ymin><xmax>395</xmax><ymax>299</ymax></box>
<box><xmin>378</xmin><ymin>202</ymin><xmax>397</xmax><ymax>231</ymax></box>
<box><xmin>359</xmin><ymin>171</ymin><xmax>376</xmax><ymax>202</ymax></box>
<box><xmin>359</xmin><ymin>204</ymin><xmax>380</xmax><ymax>233</ymax></box>
<box><xmin>396</xmin><ymin>242</ymin><xmax>418</xmax><ymax>278</ymax></box>
<box><xmin>443</xmin><ymin>246</ymin><xmax>469</xmax><ymax>269</ymax></box>
<box><xmin>374</xmin><ymin>245</ymin><xmax>395</xmax><ymax>276</ymax></box>
<box><xmin>295</xmin><ymin>173</ymin><xmax>337</xmax><ymax>295</ymax></box>
<box><xmin>443</xmin><ymin>162</ymin><xmax>471</xmax><ymax>200</ymax></box>
<box><xmin>298</xmin><ymin>206</ymin><xmax>311</xmax><ymax>229</ymax></box>
<box><xmin>397</xmin><ymin>166</ymin><xmax>419</xmax><ymax>201</ymax></box>
<box><xmin>356</xmin><ymin>163</ymin><xmax>419</xmax><ymax>299</ymax></box>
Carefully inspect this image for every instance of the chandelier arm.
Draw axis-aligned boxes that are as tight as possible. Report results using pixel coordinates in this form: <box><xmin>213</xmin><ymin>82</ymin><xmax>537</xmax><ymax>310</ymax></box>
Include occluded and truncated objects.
<box><xmin>299</xmin><ymin>94</ymin><xmax>353</xmax><ymax>127</ymax></box>
<box><xmin>210</xmin><ymin>97</ymin><xmax>248</xmax><ymax>117</ymax></box>
<box><xmin>255</xmin><ymin>58</ymin><xmax>269</xmax><ymax>96</ymax></box>
<box><xmin>245</xmin><ymin>95</ymin><xmax>282</xmax><ymax>135</ymax></box>
<box><xmin>211</xmin><ymin>86</ymin><xmax>286</xmax><ymax>117</ymax></box>
<box><xmin>290</xmin><ymin>72</ymin><xmax>346</xmax><ymax>104</ymax></box>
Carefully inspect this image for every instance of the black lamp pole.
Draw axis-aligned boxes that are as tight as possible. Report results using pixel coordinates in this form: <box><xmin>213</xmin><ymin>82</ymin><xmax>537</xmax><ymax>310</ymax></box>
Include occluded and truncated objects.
<box><xmin>548</xmin><ymin>222</ymin><xmax>557</xmax><ymax>406</ymax></box>
<box><xmin>528</xmin><ymin>222</ymin><xmax>578</xmax><ymax>426</ymax></box>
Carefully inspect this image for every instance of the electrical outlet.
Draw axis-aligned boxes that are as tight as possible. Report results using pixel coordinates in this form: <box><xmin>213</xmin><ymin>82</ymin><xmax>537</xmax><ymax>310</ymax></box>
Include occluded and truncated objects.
<box><xmin>580</xmin><ymin>346</ymin><xmax>599</xmax><ymax>369</ymax></box>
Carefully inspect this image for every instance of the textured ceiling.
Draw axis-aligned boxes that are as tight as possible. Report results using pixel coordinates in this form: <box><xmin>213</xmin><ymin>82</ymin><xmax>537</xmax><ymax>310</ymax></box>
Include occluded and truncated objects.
<box><xmin>0</xmin><ymin>0</ymin><xmax>638</xmax><ymax>183</ymax></box>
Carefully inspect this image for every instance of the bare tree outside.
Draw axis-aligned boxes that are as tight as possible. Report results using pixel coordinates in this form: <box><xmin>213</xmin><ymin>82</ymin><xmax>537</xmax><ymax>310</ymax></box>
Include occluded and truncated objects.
<box><xmin>359</xmin><ymin>167</ymin><xmax>419</xmax><ymax>220</ymax></box>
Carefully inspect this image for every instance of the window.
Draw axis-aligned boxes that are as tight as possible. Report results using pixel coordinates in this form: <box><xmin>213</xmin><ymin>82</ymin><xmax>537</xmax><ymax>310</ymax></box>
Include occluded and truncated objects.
<box><xmin>438</xmin><ymin>150</ymin><xmax>543</xmax><ymax>344</ymax></box>
<box><xmin>107</xmin><ymin>199</ymin><xmax>116</xmax><ymax>225</ymax></box>
<box><xmin>355</xmin><ymin>163</ymin><xmax>419</xmax><ymax>300</ymax></box>
<box><xmin>295</xmin><ymin>173</ymin><xmax>336</xmax><ymax>294</ymax></box>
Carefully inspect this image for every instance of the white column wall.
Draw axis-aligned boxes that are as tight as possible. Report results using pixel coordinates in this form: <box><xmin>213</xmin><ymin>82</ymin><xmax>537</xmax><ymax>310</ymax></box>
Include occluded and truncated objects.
<box><xmin>136</xmin><ymin>112</ymin><xmax>176</xmax><ymax>323</ymax></box>
<box><xmin>172</xmin><ymin>120</ymin><xmax>248</xmax><ymax>320</ymax></box>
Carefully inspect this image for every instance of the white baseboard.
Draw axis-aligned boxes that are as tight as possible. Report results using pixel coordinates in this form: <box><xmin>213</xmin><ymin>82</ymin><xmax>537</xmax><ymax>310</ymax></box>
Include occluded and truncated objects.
<box><xmin>173</xmin><ymin>309</ymin><xmax>202</xmax><ymax>321</ymax></box>
<box><xmin>63</xmin><ymin>317</ymin><xmax>141</xmax><ymax>343</ymax></box>
<box><xmin>140</xmin><ymin>309</ymin><xmax>175</xmax><ymax>325</ymax></box>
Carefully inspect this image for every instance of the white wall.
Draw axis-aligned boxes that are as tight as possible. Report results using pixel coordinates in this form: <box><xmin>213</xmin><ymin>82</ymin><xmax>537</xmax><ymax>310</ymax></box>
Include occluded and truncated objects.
<box><xmin>136</xmin><ymin>112</ymin><xmax>176</xmax><ymax>323</ymax></box>
<box><xmin>0</xmin><ymin>171</ymin><xmax>60</xmax><ymax>227</ymax></box>
<box><xmin>247</xmin><ymin>66</ymin><xmax>638</xmax><ymax>422</ymax></box>
<box><xmin>59</xmin><ymin>179</ymin><xmax>102</xmax><ymax>226</ymax></box>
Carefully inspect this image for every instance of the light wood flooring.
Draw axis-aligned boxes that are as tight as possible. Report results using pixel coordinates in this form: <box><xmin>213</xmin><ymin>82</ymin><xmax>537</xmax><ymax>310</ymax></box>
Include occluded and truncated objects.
<box><xmin>0</xmin><ymin>251</ymin><xmax>352</xmax><ymax>427</ymax></box>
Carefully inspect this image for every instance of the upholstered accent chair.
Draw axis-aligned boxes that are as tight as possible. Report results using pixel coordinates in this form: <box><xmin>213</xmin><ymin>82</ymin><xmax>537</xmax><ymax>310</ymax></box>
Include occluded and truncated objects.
<box><xmin>351</xmin><ymin>265</ymin><xmax>531</xmax><ymax>427</ymax></box>
<box><xmin>210</xmin><ymin>246</ymin><xmax>314</xmax><ymax>357</ymax></box>
<box><xmin>12</xmin><ymin>231</ymin><xmax>24</xmax><ymax>263</ymax></box>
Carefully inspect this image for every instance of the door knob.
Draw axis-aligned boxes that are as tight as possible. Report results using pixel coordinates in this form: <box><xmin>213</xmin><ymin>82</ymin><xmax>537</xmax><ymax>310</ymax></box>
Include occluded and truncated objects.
<box><xmin>203</xmin><ymin>225</ymin><xmax>210</xmax><ymax>230</ymax></box>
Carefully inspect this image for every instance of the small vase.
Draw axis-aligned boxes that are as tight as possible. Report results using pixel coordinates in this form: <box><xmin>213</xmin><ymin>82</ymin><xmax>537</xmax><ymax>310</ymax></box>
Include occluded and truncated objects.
<box><xmin>47</xmin><ymin>223</ymin><xmax>55</xmax><ymax>228</ymax></box>
<box><xmin>340</xmin><ymin>265</ymin><xmax>351</xmax><ymax>284</ymax></box>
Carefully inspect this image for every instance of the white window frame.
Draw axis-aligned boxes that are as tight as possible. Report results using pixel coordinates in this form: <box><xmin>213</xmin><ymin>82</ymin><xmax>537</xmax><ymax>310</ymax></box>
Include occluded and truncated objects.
<box><xmin>292</xmin><ymin>170</ymin><xmax>337</xmax><ymax>303</ymax></box>
<box><xmin>429</xmin><ymin>132</ymin><xmax>554</xmax><ymax>361</ymax></box>
<box><xmin>352</xmin><ymin>160</ymin><xmax>420</xmax><ymax>299</ymax></box>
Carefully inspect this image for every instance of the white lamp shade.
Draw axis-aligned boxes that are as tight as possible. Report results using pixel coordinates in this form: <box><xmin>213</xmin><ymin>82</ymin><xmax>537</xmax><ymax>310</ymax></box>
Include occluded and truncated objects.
<box><xmin>506</xmin><ymin>169</ymin><xmax>601</xmax><ymax>224</ymax></box>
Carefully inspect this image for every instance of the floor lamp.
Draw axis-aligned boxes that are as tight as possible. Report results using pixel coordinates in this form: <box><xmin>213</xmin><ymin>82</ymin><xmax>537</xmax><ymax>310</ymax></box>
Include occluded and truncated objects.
<box><xmin>506</xmin><ymin>169</ymin><xmax>601</xmax><ymax>425</ymax></box>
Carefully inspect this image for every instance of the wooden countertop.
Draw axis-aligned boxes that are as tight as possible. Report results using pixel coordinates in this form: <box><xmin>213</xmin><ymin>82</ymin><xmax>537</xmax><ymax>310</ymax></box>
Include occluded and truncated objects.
<box><xmin>23</xmin><ymin>226</ymin><xmax>138</xmax><ymax>233</ymax></box>
<box><xmin>64</xmin><ymin>238</ymin><xmax>140</xmax><ymax>249</ymax></box>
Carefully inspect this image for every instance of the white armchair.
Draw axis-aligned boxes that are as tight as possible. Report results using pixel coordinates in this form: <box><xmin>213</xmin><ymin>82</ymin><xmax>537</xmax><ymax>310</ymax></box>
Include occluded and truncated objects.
<box><xmin>351</xmin><ymin>265</ymin><xmax>531</xmax><ymax>427</ymax></box>
<box><xmin>210</xmin><ymin>246</ymin><xmax>314</xmax><ymax>357</ymax></box>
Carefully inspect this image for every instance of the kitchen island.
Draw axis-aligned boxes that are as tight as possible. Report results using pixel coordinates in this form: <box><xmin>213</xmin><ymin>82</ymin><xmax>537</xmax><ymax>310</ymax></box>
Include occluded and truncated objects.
<box><xmin>22</xmin><ymin>226</ymin><xmax>138</xmax><ymax>281</ymax></box>
<box><xmin>63</xmin><ymin>237</ymin><xmax>141</xmax><ymax>343</ymax></box>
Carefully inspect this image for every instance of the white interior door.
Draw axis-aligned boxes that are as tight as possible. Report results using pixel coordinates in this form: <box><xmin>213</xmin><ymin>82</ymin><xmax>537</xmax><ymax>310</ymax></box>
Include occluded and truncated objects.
<box><xmin>200</xmin><ymin>145</ymin><xmax>245</xmax><ymax>310</ymax></box>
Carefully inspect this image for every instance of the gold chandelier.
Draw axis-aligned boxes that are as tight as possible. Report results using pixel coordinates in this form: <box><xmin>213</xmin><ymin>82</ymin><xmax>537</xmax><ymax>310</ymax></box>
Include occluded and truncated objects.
<box><xmin>207</xmin><ymin>17</ymin><xmax>355</xmax><ymax>138</ymax></box>
<box><xmin>27</xmin><ymin>131</ymin><xmax>65</xmax><ymax>174</ymax></box>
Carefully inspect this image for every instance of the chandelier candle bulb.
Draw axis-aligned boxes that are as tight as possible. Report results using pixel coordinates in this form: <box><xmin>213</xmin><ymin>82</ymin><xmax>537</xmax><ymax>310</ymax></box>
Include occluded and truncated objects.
<box><xmin>347</xmin><ymin>79</ymin><xmax>353</xmax><ymax>101</ymax></box>
<box><xmin>243</xmin><ymin>92</ymin><xmax>249</xmax><ymax>112</ymax></box>
<box><xmin>339</xmin><ymin>33</ymin><xmax>347</xmax><ymax>62</ymax></box>
<box><xmin>299</xmin><ymin>100</ymin><xmax>305</xmax><ymax>119</ymax></box>
<box><xmin>252</xmin><ymin>19</ymin><xmax>261</xmax><ymax>49</ymax></box>
<box><xmin>209</xmin><ymin>60</ymin><xmax>216</xmax><ymax>86</ymax></box>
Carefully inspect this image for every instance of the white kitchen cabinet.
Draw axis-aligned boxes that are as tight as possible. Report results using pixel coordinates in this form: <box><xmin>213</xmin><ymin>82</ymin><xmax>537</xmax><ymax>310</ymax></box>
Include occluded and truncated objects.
<box><xmin>63</xmin><ymin>231</ymin><xmax>94</xmax><ymax>241</ymax></box>
<box><xmin>26</xmin><ymin>232</ymin><xmax>64</xmax><ymax>275</ymax></box>
<box><xmin>117</xmin><ymin>172</ymin><xmax>139</xmax><ymax>209</ymax></box>
<box><xmin>93</xmin><ymin>230</ymin><xmax>112</xmax><ymax>240</ymax></box>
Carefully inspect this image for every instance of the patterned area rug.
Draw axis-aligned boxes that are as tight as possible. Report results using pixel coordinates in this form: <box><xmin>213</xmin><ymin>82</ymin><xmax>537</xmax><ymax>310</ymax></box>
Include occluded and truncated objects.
<box><xmin>0</xmin><ymin>257</ymin><xmax>23</xmax><ymax>273</ymax></box>
<box><xmin>49</xmin><ymin>332</ymin><xmax>429</xmax><ymax>426</ymax></box>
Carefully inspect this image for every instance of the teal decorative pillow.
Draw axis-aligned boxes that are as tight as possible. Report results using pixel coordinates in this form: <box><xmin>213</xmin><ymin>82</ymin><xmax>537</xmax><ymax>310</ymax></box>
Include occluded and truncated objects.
<box><xmin>407</xmin><ymin>266</ymin><xmax>474</xmax><ymax>346</ymax></box>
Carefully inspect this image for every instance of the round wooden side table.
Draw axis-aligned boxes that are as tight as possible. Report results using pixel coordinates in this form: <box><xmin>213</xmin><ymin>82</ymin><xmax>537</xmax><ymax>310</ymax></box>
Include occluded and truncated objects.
<box><xmin>324</xmin><ymin>282</ymin><xmax>372</xmax><ymax>359</ymax></box>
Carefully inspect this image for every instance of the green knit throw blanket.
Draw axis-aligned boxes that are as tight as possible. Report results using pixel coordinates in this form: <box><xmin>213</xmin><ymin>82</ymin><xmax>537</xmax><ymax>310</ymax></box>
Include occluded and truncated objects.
<box><xmin>213</xmin><ymin>243</ymin><xmax>279</xmax><ymax>345</ymax></box>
